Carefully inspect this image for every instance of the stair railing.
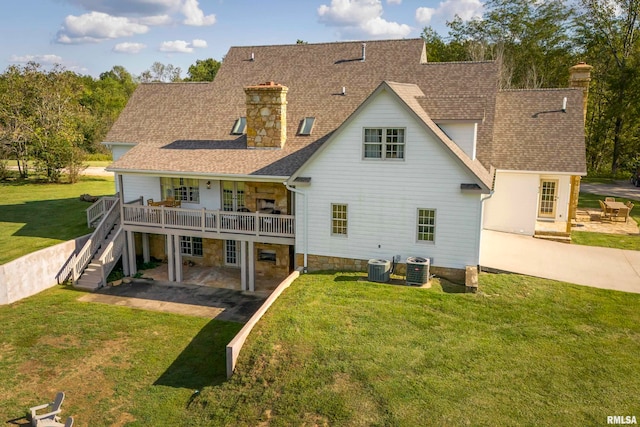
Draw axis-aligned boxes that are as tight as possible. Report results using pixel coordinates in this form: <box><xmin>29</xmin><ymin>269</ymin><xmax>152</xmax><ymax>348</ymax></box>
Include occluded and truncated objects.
<box><xmin>86</xmin><ymin>195</ymin><xmax>118</xmax><ymax>227</ymax></box>
<box><xmin>71</xmin><ymin>197</ymin><xmax>121</xmax><ymax>282</ymax></box>
<box><xmin>96</xmin><ymin>226</ymin><xmax>125</xmax><ymax>288</ymax></box>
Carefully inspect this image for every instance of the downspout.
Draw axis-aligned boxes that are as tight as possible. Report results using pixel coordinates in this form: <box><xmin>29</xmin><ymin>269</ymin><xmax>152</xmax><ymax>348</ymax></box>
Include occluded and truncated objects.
<box><xmin>284</xmin><ymin>182</ymin><xmax>308</xmax><ymax>272</ymax></box>
<box><xmin>477</xmin><ymin>189</ymin><xmax>494</xmax><ymax>271</ymax></box>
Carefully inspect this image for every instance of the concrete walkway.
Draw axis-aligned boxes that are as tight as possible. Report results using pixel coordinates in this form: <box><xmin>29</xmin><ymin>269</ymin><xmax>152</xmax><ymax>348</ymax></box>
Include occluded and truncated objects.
<box><xmin>480</xmin><ymin>230</ymin><xmax>640</xmax><ymax>294</ymax></box>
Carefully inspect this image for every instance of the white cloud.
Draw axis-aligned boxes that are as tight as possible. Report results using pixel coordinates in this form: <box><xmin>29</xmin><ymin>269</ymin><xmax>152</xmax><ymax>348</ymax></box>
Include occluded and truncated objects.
<box><xmin>159</xmin><ymin>39</ymin><xmax>207</xmax><ymax>53</ymax></box>
<box><xmin>113</xmin><ymin>42</ymin><xmax>147</xmax><ymax>53</ymax></box>
<box><xmin>387</xmin><ymin>0</ymin><xmax>402</xmax><ymax>4</ymax></box>
<box><xmin>415</xmin><ymin>0</ymin><xmax>484</xmax><ymax>26</ymax></box>
<box><xmin>181</xmin><ymin>0</ymin><xmax>216</xmax><ymax>26</ymax></box>
<box><xmin>56</xmin><ymin>12</ymin><xmax>148</xmax><ymax>44</ymax></box>
<box><xmin>67</xmin><ymin>0</ymin><xmax>182</xmax><ymax>17</ymax></box>
<box><xmin>137</xmin><ymin>14</ymin><xmax>172</xmax><ymax>25</ymax></box>
<box><xmin>191</xmin><ymin>39</ymin><xmax>207</xmax><ymax>48</ymax></box>
<box><xmin>318</xmin><ymin>0</ymin><xmax>411</xmax><ymax>39</ymax></box>
<box><xmin>9</xmin><ymin>54</ymin><xmax>64</xmax><ymax>64</ymax></box>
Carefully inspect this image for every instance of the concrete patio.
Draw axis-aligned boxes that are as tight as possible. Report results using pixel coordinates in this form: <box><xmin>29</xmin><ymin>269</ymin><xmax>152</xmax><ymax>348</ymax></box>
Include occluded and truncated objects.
<box><xmin>134</xmin><ymin>263</ymin><xmax>284</xmax><ymax>296</ymax></box>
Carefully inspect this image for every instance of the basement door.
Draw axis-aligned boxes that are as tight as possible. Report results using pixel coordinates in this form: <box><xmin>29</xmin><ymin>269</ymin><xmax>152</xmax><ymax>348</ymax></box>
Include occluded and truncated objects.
<box><xmin>538</xmin><ymin>179</ymin><xmax>558</xmax><ymax>219</ymax></box>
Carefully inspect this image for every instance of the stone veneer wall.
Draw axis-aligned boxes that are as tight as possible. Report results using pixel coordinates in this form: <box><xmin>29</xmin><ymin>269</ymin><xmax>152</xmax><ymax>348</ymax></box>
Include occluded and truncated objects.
<box><xmin>296</xmin><ymin>253</ymin><xmax>466</xmax><ymax>284</ymax></box>
<box><xmin>255</xmin><ymin>243</ymin><xmax>290</xmax><ymax>280</ymax></box>
<box><xmin>244</xmin><ymin>182</ymin><xmax>289</xmax><ymax>214</ymax></box>
<box><xmin>244</xmin><ymin>82</ymin><xmax>288</xmax><ymax>149</ymax></box>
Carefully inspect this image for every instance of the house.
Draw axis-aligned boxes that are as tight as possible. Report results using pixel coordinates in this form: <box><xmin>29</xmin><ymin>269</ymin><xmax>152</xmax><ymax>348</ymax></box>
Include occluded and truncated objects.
<box><xmin>79</xmin><ymin>39</ymin><xmax>588</xmax><ymax>291</ymax></box>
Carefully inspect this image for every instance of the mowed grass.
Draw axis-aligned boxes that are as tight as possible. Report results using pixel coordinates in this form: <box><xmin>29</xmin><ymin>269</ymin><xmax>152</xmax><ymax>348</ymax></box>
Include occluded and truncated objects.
<box><xmin>573</xmin><ymin>192</ymin><xmax>640</xmax><ymax>250</ymax></box>
<box><xmin>0</xmin><ymin>176</ymin><xmax>115</xmax><ymax>264</ymax></box>
<box><xmin>189</xmin><ymin>272</ymin><xmax>640</xmax><ymax>426</ymax></box>
<box><xmin>0</xmin><ymin>285</ymin><xmax>242</xmax><ymax>426</ymax></box>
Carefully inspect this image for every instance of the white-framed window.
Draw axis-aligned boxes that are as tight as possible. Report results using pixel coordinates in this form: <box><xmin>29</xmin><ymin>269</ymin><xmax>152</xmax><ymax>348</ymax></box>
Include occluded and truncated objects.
<box><xmin>180</xmin><ymin>236</ymin><xmax>203</xmax><ymax>256</ymax></box>
<box><xmin>299</xmin><ymin>117</ymin><xmax>316</xmax><ymax>135</ymax></box>
<box><xmin>231</xmin><ymin>117</ymin><xmax>246</xmax><ymax>135</ymax></box>
<box><xmin>331</xmin><ymin>203</ymin><xmax>348</xmax><ymax>236</ymax></box>
<box><xmin>363</xmin><ymin>127</ymin><xmax>405</xmax><ymax>160</ymax></box>
<box><xmin>417</xmin><ymin>209</ymin><xmax>436</xmax><ymax>242</ymax></box>
<box><xmin>161</xmin><ymin>177</ymin><xmax>200</xmax><ymax>203</ymax></box>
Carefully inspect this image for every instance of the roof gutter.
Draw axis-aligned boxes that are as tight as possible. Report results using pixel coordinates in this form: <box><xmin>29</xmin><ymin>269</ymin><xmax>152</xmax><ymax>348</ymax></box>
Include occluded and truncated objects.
<box><xmin>284</xmin><ymin>181</ymin><xmax>308</xmax><ymax>272</ymax></box>
<box><xmin>105</xmin><ymin>167</ymin><xmax>289</xmax><ymax>183</ymax></box>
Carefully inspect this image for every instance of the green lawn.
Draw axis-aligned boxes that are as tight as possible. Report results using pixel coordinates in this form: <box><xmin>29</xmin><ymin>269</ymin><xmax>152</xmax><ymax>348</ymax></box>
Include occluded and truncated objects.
<box><xmin>0</xmin><ymin>176</ymin><xmax>115</xmax><ymax>264</ymax></box>
<box><xmin>573</xmin><ymin>192</ymin><xmax>640</xmax><ymax>250</ymax></box>
<box><xmin>0</xmin><ymin>286</ymin><xmax>241</xmax><ymax>426</ymax></box>
<box><xmin>2</xmin><ymin>274</ymin><xmax>638</xmax><ymax>426</ymax></box>
<box><xmin>186</xmin><ymin>272</ymin><xmax>640</xmax><ymax>426</ymax></box>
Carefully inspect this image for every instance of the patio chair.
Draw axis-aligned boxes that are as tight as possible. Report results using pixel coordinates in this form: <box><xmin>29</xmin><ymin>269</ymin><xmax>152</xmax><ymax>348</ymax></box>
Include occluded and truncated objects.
<box><xmin>598</xmin><ymin>200</ymin><xmax>611</xmax><ymax>220</ymax></box>
<box><xmin>614</xmin><ymin>206</ymin><xmax>630</xmax><ymax>222</ymax></box>
<box><xmin>36</xmin><ymin>416</ymin><xmax>74</xmax><ymax>427</ymax></box>
<box><xmin>605</xmin><ymin>197</ymin><xmax>615</xmax><ymax>202</ymax></box>
<box><xmin>147</xmin><ymin>198</ymin><xmax>154</xmax><ymax>205</ymax></box>
<box><xmin>29</xmin><ymin>392</ymin><xmax>64</xmax><ymax>426</ymax></box>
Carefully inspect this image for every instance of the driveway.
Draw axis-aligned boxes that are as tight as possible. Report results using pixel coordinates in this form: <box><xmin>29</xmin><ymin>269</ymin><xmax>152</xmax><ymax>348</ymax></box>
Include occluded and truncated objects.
<box><xmin>480</xmin><ymin>230</ymin><xmax>640</xmax><ymax>294</ymax></box>
<box><xmin>580</xmin><ymin>179</ymin><xmax>640</xmax><ymax>201</ymax></box>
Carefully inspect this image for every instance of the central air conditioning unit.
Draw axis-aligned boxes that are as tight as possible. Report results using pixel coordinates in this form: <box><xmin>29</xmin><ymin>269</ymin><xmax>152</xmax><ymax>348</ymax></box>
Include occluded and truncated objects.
<box><xmin>406</xmin><ymin>257</ymin><xmax>430</xmax><ymax>286</ymax></box>
<box><xmin>368</xmin><ymin>259</ymin><xmax>391</xmax><ymax>283</ymax></box>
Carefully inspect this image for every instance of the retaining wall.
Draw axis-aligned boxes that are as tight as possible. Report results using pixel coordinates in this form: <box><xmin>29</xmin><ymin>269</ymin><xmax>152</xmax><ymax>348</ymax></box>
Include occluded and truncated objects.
<box><xmin>226</xmin><ymin>267</ymin><xmax>302</xmax><ymax>378</ymax></box>
<box><xmin>0</xmin><ymin>235</ymin><xmax>90</xmax><ymax>305</ymax></box>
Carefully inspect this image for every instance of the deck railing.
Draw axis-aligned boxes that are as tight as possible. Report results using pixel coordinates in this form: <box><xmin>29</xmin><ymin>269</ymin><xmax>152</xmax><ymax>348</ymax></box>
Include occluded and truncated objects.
<box><xmin>96</xmin><ymin>226</ymin><xmax>125</xmax><ymax>287</ymax></box>
<box><xmin>86</xmin><ymin>196</ymin><xmax>118</xmax><ymax>227</ymax></box>
<box><xmin>122</xmin><ymin>205</ymin><xmax>295</xmax><ymax>238</ymax></box>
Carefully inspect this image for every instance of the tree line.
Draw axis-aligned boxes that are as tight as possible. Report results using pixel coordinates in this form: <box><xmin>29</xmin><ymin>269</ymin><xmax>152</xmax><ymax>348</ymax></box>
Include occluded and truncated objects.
<box><xmin>0</xmin><ymin>59</ymin><xmax>221</xmax><ymax>182</ymax></box>
<box><xmin>2</xmin><ymin>0</ymin><xmax>639</xmax><ymax>182</ymax></box>
<box><xmin>423</xmin><ymin>0</ymin><xmax>640</xmax><ymax>176</ymax></box>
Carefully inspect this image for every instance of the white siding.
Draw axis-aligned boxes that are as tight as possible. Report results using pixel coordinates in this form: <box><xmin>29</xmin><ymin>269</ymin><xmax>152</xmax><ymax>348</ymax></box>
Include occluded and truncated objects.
<box><xmin>120</xmin><ymin>175</ymin><xmax>222</xmax><ymax>210</ymax></box>
<box><xmin>439</xmin><ymin>123</ymin><xmax>477</xmax><ymax>160</ymax></box>
<box><xmin>295</xmin><ymin>89</ymin><xmax>483</xmax><ymax>269</ymax></box>
<box><xmin>121</xmin><ymin>174</ymin><xmax>159</xmax><ymax>203</ymax></box>
<box><xmin>111</xmin><ymin>145</ymin><xmax>133</xmax><ymax>161</ymax></box>
<box><xmin>483</xmin><ymin>172</ymin><xmax>571</xmax><ymax>235</ymax></box>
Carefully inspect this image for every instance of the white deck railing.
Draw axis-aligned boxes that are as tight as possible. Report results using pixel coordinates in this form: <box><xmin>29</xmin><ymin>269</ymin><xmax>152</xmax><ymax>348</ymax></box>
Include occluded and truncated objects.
<box><xmin>122</xmin><ymin>205</ymin><xmax>295</xmax><ymax>238</ymax></box>
<box><xmin>86</xmin><ymin>196</ymin><xmax>118</xmax><ymax>227</ymax></box>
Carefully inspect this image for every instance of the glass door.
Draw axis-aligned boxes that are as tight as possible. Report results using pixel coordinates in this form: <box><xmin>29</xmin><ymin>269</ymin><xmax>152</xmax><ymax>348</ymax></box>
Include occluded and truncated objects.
<box><xmin>538</xmin><ymin>179</ymin><xmax>558</xmax><ymax>218</ymax></box>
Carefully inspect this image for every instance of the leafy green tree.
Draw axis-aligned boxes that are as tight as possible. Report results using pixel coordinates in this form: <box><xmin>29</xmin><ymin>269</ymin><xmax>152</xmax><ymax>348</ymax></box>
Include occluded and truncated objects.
<box><xmin>576</xmin><ymin>0</ymin><xmax>640</xmax><ymax>174</ymax></box>
<box><xmin>80</xmin><ymin>65</ymin><xmax>137</xmax><ymax>153</ymax></box>
<box><xmin>447</xmin><ymin>0</ymin><xmax>576</xmax><ymax>88</ymax></box>
<box><xmin>0</xmin><ymin>64</ymin><xmax>35</xmax><ymax>177</ymax></box>
<box><xmin>184</xmin><ymin>58</ymin><xmax>221</xmax><ymax>82</ymax></box>
<box><xmin>420</xmin><ymin>27</ymin><xmax>466</xmax><ymax>62</ymax></box>
<box><xmin>140</xmin><ymin>62</ymin><xmax>182</xmax><ymax>82</ymax></box>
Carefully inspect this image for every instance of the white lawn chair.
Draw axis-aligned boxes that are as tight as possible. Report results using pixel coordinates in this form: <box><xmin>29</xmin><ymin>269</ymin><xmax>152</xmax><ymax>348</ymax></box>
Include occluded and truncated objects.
<box><xmin>37</xmin><ymin>416</ymin><xmax>74</xmax><ymax>427</ymax></box>
<box><xmin>29</xmin><ymin>392</ymin><xmax>64</xmax><ymax>427</ymax></box>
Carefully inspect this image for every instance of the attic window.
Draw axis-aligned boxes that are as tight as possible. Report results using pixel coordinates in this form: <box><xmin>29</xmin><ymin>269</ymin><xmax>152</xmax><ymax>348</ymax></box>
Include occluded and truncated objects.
<box><xmin>231</xmin><ymin>117</ymin><xmax>246</xmax><ymax>135</ymax></box>
<box><xmin>299</xmin><ymin>117</ymin><xmax>315</xmax><ymax>135</ymax></box>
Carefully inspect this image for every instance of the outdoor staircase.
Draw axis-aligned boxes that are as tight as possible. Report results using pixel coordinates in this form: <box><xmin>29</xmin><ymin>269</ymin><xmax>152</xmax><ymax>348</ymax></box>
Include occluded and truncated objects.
<box><xmin>57</xmin><ymin>195</ymin><xmax>124</xmax><ymax>291</ymax></box>
<box><xmin>75</xmin><ymin>222</ymin><xmax>123</xmax><ymax>291</ymax></box>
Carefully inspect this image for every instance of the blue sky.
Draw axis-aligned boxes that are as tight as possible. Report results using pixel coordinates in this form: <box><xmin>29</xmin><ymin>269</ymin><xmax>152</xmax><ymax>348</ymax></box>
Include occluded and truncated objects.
<box><xmin>0</xmin><ymin>0</ymin><xmax>484</xmax><ymax>78</ymax></box>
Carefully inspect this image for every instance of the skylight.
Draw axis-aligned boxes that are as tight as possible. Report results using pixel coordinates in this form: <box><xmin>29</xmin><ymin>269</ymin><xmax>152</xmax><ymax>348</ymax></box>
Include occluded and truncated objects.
<box><xmin>231</xmin><ymin>117</ymin><xmax>246</xmax><ymax>135</ymax></box>
<box><xmin>299</xmin><ymin>117</ymin><xmax>315</xmax><ymax>135</ymax></box>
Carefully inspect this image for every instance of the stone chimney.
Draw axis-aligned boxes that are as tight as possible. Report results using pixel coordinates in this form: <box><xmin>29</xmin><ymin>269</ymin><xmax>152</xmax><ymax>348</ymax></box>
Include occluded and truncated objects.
<box><xmin>569</xmin><ymin>62</ymin><xmax>593</xmax><ymax>121</ymax></box>
<box><xmin>244</xmin><ymin>81</ymin><xmax>288</xmax><ymax>149</ymax></box>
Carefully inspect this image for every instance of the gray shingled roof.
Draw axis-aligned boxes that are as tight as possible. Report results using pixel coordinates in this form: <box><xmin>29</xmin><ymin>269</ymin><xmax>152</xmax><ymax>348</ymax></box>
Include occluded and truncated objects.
<box><xmin>105</xmin><ymin>38</ymin><xmax>585</xmax><ymax>178</ymax></box>
<box><xmin>492</xmin><ymin>89</ymin><xmax>586</xmax><ymax>173</ymax></box>
<box><xmin>106</xmin><ymin>39</ymin><xmax>500</xmax><ymax>177</ymax></box>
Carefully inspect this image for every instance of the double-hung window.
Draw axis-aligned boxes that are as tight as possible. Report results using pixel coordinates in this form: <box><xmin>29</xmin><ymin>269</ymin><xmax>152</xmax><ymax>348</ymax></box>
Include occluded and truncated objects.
<box><xmin>417</xmin><ymin>209</ymin><xmax>436</xmax><ymax>242</ymax></box>
<box><xmin>180</xmin><ymin>236</ymin><xmax>203</xmax><ymax>256</ymax></box>
<box><xmin>331</xmin><ymin>204</ymin><xmax>348</xmax><ymax>236</ymax></box>
<box><xmin>363</xmin><ymin>128</ymin><xmax>405</xmax><ymax>160</ymax></box>
<box><xmin>161</xmin><ymin>177</ymin><xmax>200</xmax><ymax>203</ymax></box>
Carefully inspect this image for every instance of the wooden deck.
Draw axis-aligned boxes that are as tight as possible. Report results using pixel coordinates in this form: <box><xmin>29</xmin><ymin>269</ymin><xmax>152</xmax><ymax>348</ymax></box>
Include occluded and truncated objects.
<box><xmin>122</xmin><ymin>204</ymin><xmax>295</xmax><ymax>239</ymax></box>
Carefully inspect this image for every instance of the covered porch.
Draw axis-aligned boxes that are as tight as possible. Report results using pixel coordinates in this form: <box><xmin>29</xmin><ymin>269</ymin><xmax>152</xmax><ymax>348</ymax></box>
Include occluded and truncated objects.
<box><xmin>132</xmin><ymin>263</ymin><xmax>284</xmax><ymax>296</ymax></box>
